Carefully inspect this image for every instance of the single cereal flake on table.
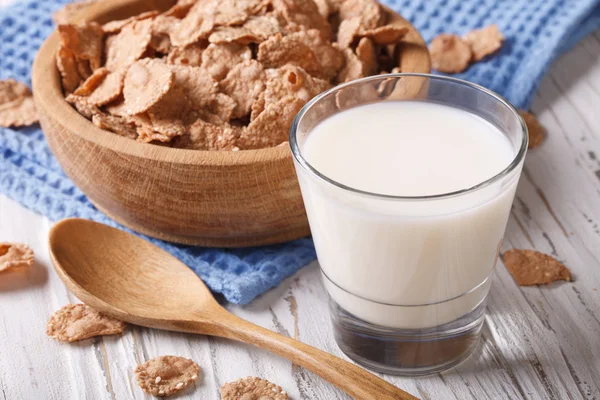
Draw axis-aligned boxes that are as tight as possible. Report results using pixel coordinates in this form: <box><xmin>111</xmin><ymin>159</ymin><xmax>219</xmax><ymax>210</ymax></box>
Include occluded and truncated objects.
<box><xmin>463</xmin><ymin>24</ymin><xmax>504</xmax><ymax>62</ymax></box>
<box><xmin>519</xmin><ymin>110</ymin><xmax>545</xmax><ymax>149</ymax></box>
<box><xmin>0</xmin><ymin>80</ymin><xmax>39</xmax><ymax>128</ymax></box>
<box><xmin>0</xmin><ymin>242</ymin><xmax>34</xmax><ymax>272</ymax></box>
<box><xmin>221</xmin><ymin>376</ymin><xmax>288</xmax><ymax>400</ymax></box>
<box><xmin>202</xmin><ymin>43</ymin><xmax>253</xmax><ymax>81</ymax></box>
<box><xmin>220</xmin><ymin>60</ymin><xmax>266</xmax><ymax>119</ymax></box>
<box><xmin>123</xmin><ymin>59</ymin><xmax>174</xmax><ymax>115</ymax></box>
<box><xmin>58</xmin><ymin>22</ymin><xmax>104</xmax><ymax>70</ymax></box>
<box><xmin>46</xmin><ymin>304</ymin><xmax>126</xmax><ymax>342</ymax></box>
<box><xmin>429</xmin><ymin>33</ymin><xmax>472</xmax><ymax>74</ymax></box>
<box><xmin>503</xmin><ymin>249</ymin><xmax>572</xmax><ymax>286</ymax></box>
<box><xmin>134</xmin><ymin>355</ymin><xmax>201</xmax><ymax>397</ymax></box>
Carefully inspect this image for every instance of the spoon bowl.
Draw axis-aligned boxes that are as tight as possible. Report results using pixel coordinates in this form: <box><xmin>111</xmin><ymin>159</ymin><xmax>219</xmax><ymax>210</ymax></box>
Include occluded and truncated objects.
<box><xmin>49</xmin><ymin>218</ymin><xmax>418</xmax><ymax>400</ymax></box>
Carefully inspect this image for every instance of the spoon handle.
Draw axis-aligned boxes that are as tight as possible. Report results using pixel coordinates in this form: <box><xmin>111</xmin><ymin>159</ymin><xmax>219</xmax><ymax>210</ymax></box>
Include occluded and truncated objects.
<box><xmin>204</xmin><ymin>311</ymin><xmax>418</xmax><ymax>400</ymax></box>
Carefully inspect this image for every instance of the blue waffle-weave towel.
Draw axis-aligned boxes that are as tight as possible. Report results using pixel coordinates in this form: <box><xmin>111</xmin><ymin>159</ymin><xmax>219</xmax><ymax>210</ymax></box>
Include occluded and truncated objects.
<box><xmin>1</xmin><ymin>0</ymin><xmax>599</xmax><ymax>304</ymax></box>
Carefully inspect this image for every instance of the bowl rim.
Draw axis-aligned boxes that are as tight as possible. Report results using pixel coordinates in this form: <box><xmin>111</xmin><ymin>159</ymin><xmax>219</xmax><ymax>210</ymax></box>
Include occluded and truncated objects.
<box><xmin>32</xmin><ymin>0</ymin><xmax>430</xmax><ymax>167</ymax></box>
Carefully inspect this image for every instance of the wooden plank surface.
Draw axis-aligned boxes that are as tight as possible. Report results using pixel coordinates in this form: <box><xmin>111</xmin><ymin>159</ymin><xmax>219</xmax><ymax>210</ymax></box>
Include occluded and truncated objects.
<box><xmin>0</xmin><ymin>0</ymin><xmax>599</xmax><ymax>397</ymax></box>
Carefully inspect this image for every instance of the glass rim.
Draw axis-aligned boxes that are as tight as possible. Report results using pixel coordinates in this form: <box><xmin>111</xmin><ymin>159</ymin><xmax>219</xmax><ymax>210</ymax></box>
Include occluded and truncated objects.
<box><xmin>289</xmin><ymin>73</ymin><xmax>528</xmax><ymax>201</ymax></box>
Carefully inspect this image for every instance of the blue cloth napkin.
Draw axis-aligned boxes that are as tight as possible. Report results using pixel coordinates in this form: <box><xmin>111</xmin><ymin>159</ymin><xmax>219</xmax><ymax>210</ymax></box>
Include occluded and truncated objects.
<box><xmin>1</xmin><ymin>0</ymin><xmax>598</xmax><ymax>304</ymax></box>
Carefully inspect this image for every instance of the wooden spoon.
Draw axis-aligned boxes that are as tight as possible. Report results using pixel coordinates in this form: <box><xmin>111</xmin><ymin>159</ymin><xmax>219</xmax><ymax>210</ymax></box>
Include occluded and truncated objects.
<box><xmin>48</xmin><ymin>218</ymin><xmax>417</xmax><ymax>400</ymax></box>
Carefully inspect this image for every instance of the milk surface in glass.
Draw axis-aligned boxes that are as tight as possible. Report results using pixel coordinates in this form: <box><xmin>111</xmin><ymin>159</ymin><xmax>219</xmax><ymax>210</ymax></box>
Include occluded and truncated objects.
<box><xmin>299</xmin><ymin>101</ymin><xmax>519</xmax><ymax>329</ymax></box>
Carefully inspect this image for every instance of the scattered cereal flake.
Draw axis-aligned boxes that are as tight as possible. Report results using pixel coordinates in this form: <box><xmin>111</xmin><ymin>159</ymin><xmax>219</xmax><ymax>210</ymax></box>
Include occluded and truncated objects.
<box><xmin>272</xmin><ymin>0</ymin><xmax>332</xmax><ymax>40</ymax></box>
<box><xmin>87</xmin><ymin>71</ymin><xmax>125</xmax><ymax>106</ymax></box>
<box><xmin>102</xmin><ymin>11</ymin><xmax>159</xmax><ymax>34</ymax></box>
<box><xmin>167</xmin><ymin>43</ymin><xmax>205</xmax><ymax>66</ymax></box>
<box><xmin>73</xmin><ymin>67</ymin><xmax>110</xmax><ymax>96</ymax></box>
<box><xmin>503</xmin><ymin>249</ymin><xmax>572</xmax><ymax>286</ymax></box>
<box><xmin>264</xmin><ymin>65</ymin><xmax>331</xmax><ymax>110</ymax></box>
<box><xmin>202</xmin><ymin>43</ymin><xmax>252</xmax><ymax>81</ymax></box>
<box><xmin>361</xmin><ymin>24</ymin><xmax>409</xmax><ymax>45</ymax></box>
<box><xmin>46</xmin><ymin>304</ymin><xmax>126</xmax><ymax>342</ymax></box>
<box><xmin>123</xmin><ymin>59</ymin><xmax>174</xmax><ymax>115</ymax></box>
<box><xmin>66</xmin><ymin>94</ymin><xmax>101</xmax><ymax>118</ymax></box>
<box><xmin>250</xmin><ymin>91</ymin><xmax>266</xmax><ymax>121</ymax></box>
<box><xmin>92</xmin><ymin>113</ymin><xmax>138</xmax><ymax>139</ymax></box>
<box><xmin>57</xmin><ymin>46</ymin><xmax>83</xmax><ymax>94</ymax></box>
<box><xmin>135</xmin><ymin>355</ymin><xmax>201</xmax><ymax>397</ymax></box>
<box><xmin>221</xmin><ymin>377</ymin><xmax>288</xmax><ymax>400</ymax></box>
<box><xmin>356</xmin><ymin>37</ymin><xmax>378</xmax><ymax>76</ymax></box>
<box><xmin>0</xmin><ymin>96</ymin><xmax>38</xmax><ymax>128</ymax></box>
<box><xmin>209</xmin><ymin>26</ymin><xmax>260</xmax><ymax>45</ymax></box>
<box><xmin>429</xmin><ymin>34</ymin><xmax>472</xmax><ymax>74</ymax></box>
<box><xmin>53</xmin><ymin>0</ymin><xmax>98</xmax><ymax>25</ymax></box>
<box><xmin>257</xmin><ymin>33</ymin><xmax>321</xmax><ymax>77</ymax></box>
<box><xmin>297</xmin><ymin>29</ymin><xmax>344</xmax><ymax>80</ymax></box>
<box><xmin>336</xmin><ymin>16</ymin><xmax>361</xmax><ymax>49</ymax></box>
<box><xmin>338</xmin><ymin>0</ymin><xmax>384</xmax><ymax>30</ymax></box>
<box><xmin>239</xmin><ymin>96</ymin><xmax>304</xmax><ymax>149</ymax></box>
<box><xmin>463</xmin><ymin>24</ymin><xmax>504</xmax><ymax>62</ymax></box>
<box><xmin>0</xmin><ymin>79</ymin><xmax>31</xmax><ymax>104</ymax></box>
<box><xmin>209</xmin><ymin>93</ymin><xmax>238</xmax><ymax>122</ymax></box>
<box><xmin>0</xmin><ymin>243</ymin><xmax>34</xmax><ymax>272</ymax></box>
<box><xmin>519</xmin><ymin>110</ymin><xmax>545</xmax><ymax>149</ymax></box>
<box><xmin>221</xmin><ymin>60</ymin><xmax>266</xmax><ymax>119</ymax></box>
<box><xmin>105</xmin><ymin>19</ymin><xmax>153</xmax><ymax>72</ymax></box>
<box><xmin>169</xmin><ymin>65</ymin><xmax>219</xmax><ymax>110</ymax></box>
<box><xmin>58</xmin><ymin>22</ymin><xmax>104</xmax><ymax>70</ymax></box>
<box><xmin>0</xmin><ymin>80</ymin><xmax>38</xmax><ymax>128</ymax></box>
<box><xmin>243</xmin><ymin>15</ymin><xmax>283</xmax><ymax>41</ymax></box>
<box><xmin>336</xmin><ymin>47</ymin><xmax>364</xmax><ymax>83</ymax></box>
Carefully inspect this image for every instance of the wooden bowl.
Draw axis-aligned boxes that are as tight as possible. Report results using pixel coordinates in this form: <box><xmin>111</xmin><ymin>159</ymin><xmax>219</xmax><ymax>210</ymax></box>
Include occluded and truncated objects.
<box><xmin>32</xmin><ymin>0</ymin><xmax>430</xmax><ymax>247</ymax></box>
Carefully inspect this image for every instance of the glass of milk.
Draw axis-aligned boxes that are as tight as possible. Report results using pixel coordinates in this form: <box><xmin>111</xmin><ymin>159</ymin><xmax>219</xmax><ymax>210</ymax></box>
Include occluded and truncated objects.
<box><xmin>289</xmin><ymin>74</ymin><xmax>528</xmax><ymax>376</ymax></box>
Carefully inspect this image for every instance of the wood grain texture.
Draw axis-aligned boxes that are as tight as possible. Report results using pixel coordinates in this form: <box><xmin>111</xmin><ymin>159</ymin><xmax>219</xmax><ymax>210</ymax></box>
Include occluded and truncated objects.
<box><xmin>47</xmin><ymin>218</ymin><xmax>417</xmax><ymax>400</ymax></box>
<box><xmin>30</xmin><ymin>0</ymin><xmax>430</xmax><ymax>248</ymax></box>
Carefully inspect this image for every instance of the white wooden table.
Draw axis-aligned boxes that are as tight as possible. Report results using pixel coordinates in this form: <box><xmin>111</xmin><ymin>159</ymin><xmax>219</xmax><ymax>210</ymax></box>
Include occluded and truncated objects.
<box><xmin>2</xmin><ymin>5</ymin><xmax>600</xmax><ymax>399</ymax></box>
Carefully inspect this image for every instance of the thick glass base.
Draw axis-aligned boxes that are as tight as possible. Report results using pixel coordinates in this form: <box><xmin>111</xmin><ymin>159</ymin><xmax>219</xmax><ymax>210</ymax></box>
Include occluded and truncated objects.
<box><xmin>330</xmin><ymin>300</ymin><xmax>485</xmax><ymax>376</ymax></box>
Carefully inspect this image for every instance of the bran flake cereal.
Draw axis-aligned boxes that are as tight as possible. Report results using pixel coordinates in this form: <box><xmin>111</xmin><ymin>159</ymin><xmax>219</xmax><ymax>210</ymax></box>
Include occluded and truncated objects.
<box><xmin>503</xmin><ymin>249</ymin><xmax>572</xmax><ymax>286</ymax></box>
<box><xmin>46</xmin><ymin>304</ymin><xmax>126</xmax><ymax>342</ymax></box>
<box><xmin>58</xmin><ymin>22</ymin><xmax>104</xmax><ymax>70</ymax></box>
<box><xmin>123</xmin><ymin>59</ymin><xmax>174</xmax><ymax>115</ymax></box>
<box><xmin>201</xmin><ymin>43</ymin><xmax>253</xmax><ymax>81</ymax></box>
<box><xmin>464</xmin><ymin>24</ymin><xmax>504</xmax><ymax>62</ymax></box>
<box><xmin>0</xmin><ymin>80</ymin><xmax>38</xmax><ymax>127</ymax></box>
<box><xmin>135</xmin><ymin>356</ymin><xmax>200</xmax><ymax>397</ymax></box>
<box><xmin>220</xmin><ymin>60</ymin><xmax>266</xmax><ymax>119</ymax></box>
<box><xmin>221</xmin><ymin>376</ymin><xmax>288</xmax><ymax>400</ymax></box>
<box><xmin>429</xmin><ymin>33</ymin><xmax>472</xmax><ymax>73</ymax></box>
<box><xmin>0</xmin><ymin>242</ymin><xmax>34</xmax><ymax>271</ymax></box>
<box><xmin>520</xmin><ymin>110</ymin><xmax>545</xmax><ymax>149</ymax></box>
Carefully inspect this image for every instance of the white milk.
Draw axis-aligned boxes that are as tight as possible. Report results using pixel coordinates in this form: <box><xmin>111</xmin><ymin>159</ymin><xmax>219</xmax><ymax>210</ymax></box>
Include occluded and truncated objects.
<box><xmin>297</xmin><ymin>101</ymin><xmax>521</xmax><ymax>329</ymax></box>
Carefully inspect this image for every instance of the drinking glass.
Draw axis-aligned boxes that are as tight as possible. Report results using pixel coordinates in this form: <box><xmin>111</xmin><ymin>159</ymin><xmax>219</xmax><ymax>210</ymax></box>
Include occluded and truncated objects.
<box><xmin>289</xmin><ymin>74</ymin><xmax>528</xmax><ymax>376</ymax></box>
